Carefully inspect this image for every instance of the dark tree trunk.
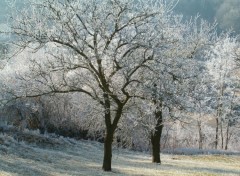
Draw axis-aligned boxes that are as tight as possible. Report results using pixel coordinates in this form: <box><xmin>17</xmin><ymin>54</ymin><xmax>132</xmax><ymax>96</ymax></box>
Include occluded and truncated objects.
<box><xmin>220</xmin><ymin>120</ymin><xmax>224</xmax><ymax>149</ymax></box>
<box><xmin>225</xmin><ymin>120</ymin><xmax>230</xmax><ymax>150</ymax></box>
<box><xmin>102</xmin><ymin>92</ymin><xmax>123</xmax><ymax>171</ymax></box>
<box><xmin>151</xmin><ymin>110</ymin><xmax>163</xmax><ymax>163</ymax></box>
<box><xmin>198</xmin><ymin>121</ymin><xmax>203</xmax><ymax>150</ymax></box>
<box><xmin>216</xmin><ymin>88</ymin><xmax>223</xmax><ymax>150</ymax></box>
<box><xmin>102</xmin><ymin>129</ymin><xmax>114</xmax><ymax>171</ymax></box>
<box><xmin>102</xmin><ymin>92</ymin><xmax>114</xmax><ymax>171</ymax></box>
<box><xmin>39</xmin><ymin>107</ymin><xmax>45</xmax><ymax>135</ymax></box>
<box><xmin>151</xmin><ymin>131</ymin><xmax>161</xmax><ymax>163</ymax></box>
<box><xmin>215</xmin><ymin>117</ymin><xmax>219</xmax><ymax>149</ymax></box>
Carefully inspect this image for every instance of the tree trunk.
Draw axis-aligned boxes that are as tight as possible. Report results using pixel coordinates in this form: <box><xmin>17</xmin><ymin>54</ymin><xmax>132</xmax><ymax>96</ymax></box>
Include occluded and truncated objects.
<box><xmin>225</xmin><ymin>120</ymin><xmax>230</xmax><ymax>150</ymax></box>
<box><xmin>102</xmin><ymin>92</ymin><xmax>113</xmax><ymax>171</ymax></box>
<box><xmin>215</xmin><ymin>117</ymin><xmax>219</xmax><ymax>149</ymax></box>
<box><xmin>102</xmin><ymin>91</ymin><xmax>123</xmax><ymax>171</ymax></box>
<box><xmin>216</xmin><ymin>88</ymin><xmax>223</xmax><ymax>150</ymax></box>
<box><xmin>151</xmin><ymin>110</ymin><xmax>163</xmax><ymax>163</ymax></box>
<box><xmin>220</xmin><ymin>120</ymin><xmax>224</xmax><ymax>149</ymax></box>
<box><xmin>102</xmin><ymin>129</ymin><xmax>114</xmax><ymax>171</ymax></box>
<box><xmin>197</xmin><ymin>120</ymin><xmax>203</xmax><ymax>150</ymax></box>
<box><xmin>151</xmin><ymin>130</ymin><xmax>162</xmax><ymax>163</ymax></box>
<box><xmin>39</xmin><ymin>105</ymin><xmax>45</xmax><ymax>135</ymax></box>
<box><xmin>225</xmin><ymin>92</ymin><xmax>235</xmax><ymax>150</ymax></box>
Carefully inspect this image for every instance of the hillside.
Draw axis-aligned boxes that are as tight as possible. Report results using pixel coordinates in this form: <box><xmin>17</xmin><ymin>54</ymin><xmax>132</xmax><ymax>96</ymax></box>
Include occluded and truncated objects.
<box><xmin>0</xmin><ymin>131</ymin><xmax>240</xmax><ymax>176</ymax></box>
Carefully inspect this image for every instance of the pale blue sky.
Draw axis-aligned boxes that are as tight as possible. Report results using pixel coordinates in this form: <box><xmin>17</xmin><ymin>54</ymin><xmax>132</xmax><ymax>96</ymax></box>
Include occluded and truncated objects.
<box><xmin>0</xmin><ymin>0</ymin><xmax>239</xmax><ymax>33</ymax></box>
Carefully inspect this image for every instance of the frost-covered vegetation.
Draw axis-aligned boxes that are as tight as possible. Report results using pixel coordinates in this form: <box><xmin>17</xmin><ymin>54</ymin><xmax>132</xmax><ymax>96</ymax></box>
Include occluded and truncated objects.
<box><xmin>0</xmin><ymin>131</ymin><xmax>240</xmax><ymax>176</ymax></box>
<box><xmin>0</xmin><ymin>0</ymin><xmax>240</xmax><ymax>173</ymax></box>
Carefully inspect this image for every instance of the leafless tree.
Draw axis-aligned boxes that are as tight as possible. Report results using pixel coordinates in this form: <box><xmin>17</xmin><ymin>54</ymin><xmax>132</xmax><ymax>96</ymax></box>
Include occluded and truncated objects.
<box><xmin>6</xmin><ymin>0</ymin><xmax>182</xmax><ymax>171</ymax></box>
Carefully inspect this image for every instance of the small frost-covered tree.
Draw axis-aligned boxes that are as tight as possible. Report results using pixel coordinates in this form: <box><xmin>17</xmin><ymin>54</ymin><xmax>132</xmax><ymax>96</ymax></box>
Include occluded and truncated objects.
<box><xmin>5</xmin><ymin>0</ymin><xmax>184</xmax><ymax>171</ymax></box>
<box><xmin>206</xmin><ymin>34</ymin><xmax>240</xmax><ymax>149</ymax></box>
<box><xmin>148</xmin><ymin>17</ymin><xmax>217</xmax><ymax>161</ymax></box>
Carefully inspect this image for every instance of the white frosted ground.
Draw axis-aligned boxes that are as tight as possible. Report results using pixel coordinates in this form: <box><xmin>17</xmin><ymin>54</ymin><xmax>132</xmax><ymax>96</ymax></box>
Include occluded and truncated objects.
<box><xmin>0</xmin><ymin>133</ymin><xmax>239</xmax><ymax>176</ymax></box>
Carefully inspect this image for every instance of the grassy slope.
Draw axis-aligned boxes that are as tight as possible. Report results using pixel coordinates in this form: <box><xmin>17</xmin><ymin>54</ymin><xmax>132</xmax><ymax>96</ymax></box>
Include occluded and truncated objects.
<box><xmin>0</xmin><ymin>133</ymin><xmax>239</xmax><ymax>176</ymax></box>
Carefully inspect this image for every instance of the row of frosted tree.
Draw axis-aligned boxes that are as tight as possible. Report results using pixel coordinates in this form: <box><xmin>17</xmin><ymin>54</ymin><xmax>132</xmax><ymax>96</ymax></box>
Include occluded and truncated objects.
<box><xmin>0</xmin><ymin>0</ymin><xmax>240</xmax><ymax>171</ymax></box>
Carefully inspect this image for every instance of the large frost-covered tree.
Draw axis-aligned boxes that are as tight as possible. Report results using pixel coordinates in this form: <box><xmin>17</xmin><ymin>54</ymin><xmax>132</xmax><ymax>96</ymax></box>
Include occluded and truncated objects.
<box><xmin>5</xmin><ymin>0</ymin><xmax>185</xmax><ymax>171</ymax></box>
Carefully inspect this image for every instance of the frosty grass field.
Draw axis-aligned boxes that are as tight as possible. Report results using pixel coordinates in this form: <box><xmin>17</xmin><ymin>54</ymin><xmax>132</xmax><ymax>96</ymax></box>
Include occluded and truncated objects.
<box><xmin>0</xmin><ymin>132</ymin><xmax>239</xmax><ymax>176</ymax></box>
